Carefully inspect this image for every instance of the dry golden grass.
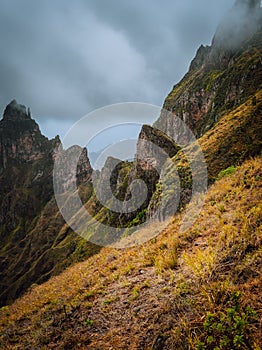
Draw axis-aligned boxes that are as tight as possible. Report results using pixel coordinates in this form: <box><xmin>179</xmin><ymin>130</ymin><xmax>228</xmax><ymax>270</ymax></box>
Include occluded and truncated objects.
<box><xmin>199</xmin><ymin>90</ymin><xmax>262</xmax><ymax>182</ymax></box>
<box><xmin>0</xmin><ymin>155</ymin><xmax>261</xmax><ymax>349</ymax></box>
<box><xmin>0</xmin><ymin>90</ymin><xmax>262</xmax><ymax>349</ymax></box>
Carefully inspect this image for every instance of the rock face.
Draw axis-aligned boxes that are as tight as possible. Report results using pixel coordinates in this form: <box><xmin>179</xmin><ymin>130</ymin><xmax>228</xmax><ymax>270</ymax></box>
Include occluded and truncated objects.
<box><xmin>85</xmin><ymin>156</ymin><xmax>132</xmax><ymax>228</ymax></box>
<box><xmin>0</xmin><ymin>101</ymin><xmax>97</xmax><ymax>306</ymax></box>
<box><xmin>123</xmin><ymin>0</ymin><xmax>262</xmax><ymax>225</ymax></box>
<box><xmin>0</xmin><ymin>100</ymin><xmax>56</xmax><ymax>232</ymax></box>
<box><xmin>54</xmin><ymin>145</ymin><xmax>92</xmax><ymax>194</ymax></box>
<box><xmin>155</xmin><ymin>0</ymin><xmax>262</xmax><ymax>138</ymax></box>
<box><xmin>0</xmin><ymin>100</ymin><xmax>53</xmax><ymax>169</ymax></box>
<box><xmin>95</xmin><ymin>156</ymin><xmax>124</xmax><ymax>205</ymax></box>
<box><xmin>117</xmin><ymin>125</ymin><xmax>181</xmax><ymax>222</ymax></box>
<box><xmin>3</xmin><ymin>99</ymin><xmax>31</xmax><ymax>121</ymax></box>
<box><xmin>1</xmin><ymin>0</ymin><xmax>262</xmax><ymax>306</ymax></box>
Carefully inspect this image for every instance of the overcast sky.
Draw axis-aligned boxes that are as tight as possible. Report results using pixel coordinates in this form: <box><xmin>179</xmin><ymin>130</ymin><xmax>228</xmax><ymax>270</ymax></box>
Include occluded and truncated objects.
<box><xmin>0</xmin><ymin>0</ymin><xmax>235</xmax><ymax>139</ymax></box>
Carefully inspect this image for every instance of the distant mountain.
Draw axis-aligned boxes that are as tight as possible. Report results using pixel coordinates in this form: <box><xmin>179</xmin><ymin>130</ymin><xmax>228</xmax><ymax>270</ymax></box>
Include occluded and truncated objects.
<box><xmin>0</xmin><ymin>100</ymin><xmax>99</xmax><ymax>306</ymax></box>
<box><xmin>0</xmin><ymin>3</ymin><xmax>261</xmax><ymax>341</ymax></box>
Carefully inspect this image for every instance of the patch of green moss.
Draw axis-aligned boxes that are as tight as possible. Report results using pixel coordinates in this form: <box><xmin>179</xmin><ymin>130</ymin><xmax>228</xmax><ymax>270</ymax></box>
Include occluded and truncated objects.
<box><xmin>216</xmin><ymin>166</ymin><xmax>238</xmax><ymax>180</ymax></box>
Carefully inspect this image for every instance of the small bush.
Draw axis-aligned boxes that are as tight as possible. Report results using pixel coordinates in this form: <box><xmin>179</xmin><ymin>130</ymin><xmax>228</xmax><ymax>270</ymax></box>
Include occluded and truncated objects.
<box><xmin>195</xmin><ymin>291</ymin><xmax>258</xmax><ymax>349</ymax></box>
<box><xmin>85</xmin><ymin>318</ymin><xmax>94</xmax><ymax>326</ymax></box>
<box><xmin>217</xmin><ymin>166</ymin><xmax>238</xmax><ymax>180</ymax></box>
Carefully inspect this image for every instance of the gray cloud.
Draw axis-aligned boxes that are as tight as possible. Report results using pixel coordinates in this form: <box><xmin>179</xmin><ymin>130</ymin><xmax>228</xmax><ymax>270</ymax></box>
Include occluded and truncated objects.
<box><xmin>0</xmin><ymin>0</ymin><xmax>234</xmax><ymax>138</ymax></box>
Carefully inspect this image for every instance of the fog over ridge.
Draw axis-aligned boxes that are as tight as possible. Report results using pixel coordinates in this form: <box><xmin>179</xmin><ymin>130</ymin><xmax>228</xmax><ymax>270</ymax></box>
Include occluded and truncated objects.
<box><xmin>0</xmin><ymin>0</ymin><xmax>236</xmax><ymax>138</ymax></box>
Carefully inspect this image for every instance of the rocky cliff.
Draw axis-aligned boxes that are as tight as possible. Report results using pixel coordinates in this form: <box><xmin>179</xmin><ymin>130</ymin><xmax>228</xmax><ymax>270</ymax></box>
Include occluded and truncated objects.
<box><xmin>155</xmin><ymin>0</ymin><xmax>262</xmax><ymax>138</ymax></box>
<box><xmin>71</xmin><ymin>0</ymin><xmax>262</xmax><ymax>238</ymax></box>
<box><xmin>0</xmin><ymin>0</ymin><xmax>262</xmax><ymax>307</ymax></box>
<box><xmin>118</xmin><ymin>125</ymin><xmax>181</xmax><ymax>224</ymax></box>
<box><xmin>114</xmin><ymin>0</ymin><xmax>262</xmax><ymax>226</ymax></box>
<box><xmin>0</xmin><ymin>100</ymin><xmax>54</xmax><ymax>168</ymax></box>
<box><xmin>0</xmin><ymin>101</ymin><xmax>98</xmax><ymax>306</ymax></box>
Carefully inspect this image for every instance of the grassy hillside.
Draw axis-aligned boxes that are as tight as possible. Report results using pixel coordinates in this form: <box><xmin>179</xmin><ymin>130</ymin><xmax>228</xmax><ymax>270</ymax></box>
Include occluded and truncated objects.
<box><xmin>0</xmin><ymin>6</ymin><xmax>261</xmax><ymax>348</ymax></box>
<box><xmin>1</xmin><ymin>11</ymin><xmax>261</xmax><ymax>309</ymax></box>
<box><xmin>0</xmin><ymin>154</ymin><xmax>261</xmax><ymax>349</ymax></box>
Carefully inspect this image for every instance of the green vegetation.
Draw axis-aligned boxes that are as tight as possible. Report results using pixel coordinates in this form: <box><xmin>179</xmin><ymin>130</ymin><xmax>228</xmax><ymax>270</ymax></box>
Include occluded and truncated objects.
<box><xmin>195</xmin><ymin>292</ymin><xmax>258</xmax><ymax>350</ymax></box>
<box><xmin>0</xmin><ymin>11</ymin><xmax>261</xmax><ymax>350</ymax></box>
<box><xmin>0</xmin><ymin>156</ymin><xmax>260</xmax><ymax>349</ymax></box>
<box><xmin>216</xmin><ymin>166</ymin><xmax>238</xmax><ymax>180</ymax></box>
<box><xmin>157</xmin><ymin>30</ymin><xmax>262</xmax><ymax>138</ymax></box>
<box><xmin>127</xmin><ymin>208</ymin><xmax>147</xmax><ymax>227</ymax></box>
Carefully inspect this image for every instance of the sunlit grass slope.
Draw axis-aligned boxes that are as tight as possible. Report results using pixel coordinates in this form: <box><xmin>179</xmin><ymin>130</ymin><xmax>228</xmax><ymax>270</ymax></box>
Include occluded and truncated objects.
<box><xmin>0</xmin><ymin>153</ymin><xmax>261</xmax><ymax>349</ymax></box>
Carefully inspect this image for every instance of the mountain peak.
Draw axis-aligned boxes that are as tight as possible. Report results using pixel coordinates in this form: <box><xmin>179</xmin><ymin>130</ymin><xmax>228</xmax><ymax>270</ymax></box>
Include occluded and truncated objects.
<box><xmin>212</xmin><ymin>0</ymin><xmax>261</xmax><ymax>51</ymax></box>
<box><xmin>3</xmin><ymin>99</ymin><xmax>31</xmax><ymax>121</ymax></box>
<box><xmin>0</xmin><ymin>100</ymin><xmax>51</xmax><ymax>168</ymax></box>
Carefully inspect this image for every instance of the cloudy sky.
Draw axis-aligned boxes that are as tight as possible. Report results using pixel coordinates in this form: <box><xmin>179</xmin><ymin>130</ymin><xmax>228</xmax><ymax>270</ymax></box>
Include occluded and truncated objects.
<box><xmin>0</xmin><ymin>0</ymin><xmax>235</xmax><ymax>139</ymax></box>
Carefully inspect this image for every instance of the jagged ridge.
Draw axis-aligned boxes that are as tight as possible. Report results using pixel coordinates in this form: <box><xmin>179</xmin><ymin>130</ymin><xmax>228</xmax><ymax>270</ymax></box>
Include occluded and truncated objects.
<box><xmin>0</xmin><ymin>102</ymin><xmax>99</xmax><ymax>306</ymax></box>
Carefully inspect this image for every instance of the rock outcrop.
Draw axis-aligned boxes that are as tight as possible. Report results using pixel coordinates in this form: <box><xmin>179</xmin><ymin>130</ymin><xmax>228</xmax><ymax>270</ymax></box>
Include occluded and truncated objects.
<box><xmin>123</xmin><ymin>0</ymin><xmax>262</xmax><ymax>225</ymax></box>
<box><xmin>1</xmin><ymin>0</ymin><xmax>262</xmax><ymax>306</ymax></box>
<box><xmin>0</xmin><ymin>101</ymin><xmax>97</xmax><ymax>306</ymax></box>
<box><xmin>117</xmin><ymin>125</ymin><xmax>181</xmax><ymax>223</ymax></box>
<box><xmin>155</xmin><ymin>0</ymin><xmax>262</xmax><ymax>138</ymax></box>
<box><xmin>0</xmin><ymin>100</ymin><xmax>53</xmax><ymax>169</ymax></box>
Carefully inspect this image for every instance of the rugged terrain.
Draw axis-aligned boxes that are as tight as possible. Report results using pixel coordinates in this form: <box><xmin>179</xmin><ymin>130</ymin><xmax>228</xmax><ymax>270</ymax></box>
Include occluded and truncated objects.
<box><xmin>0</xmin><ymin>0</ymin><xmax>261</xmax><ymax>348</ymax></box>
<box><xmin>0</xmin><ymin>156</ymin><xmax>261</xmax><ymax>349</ymax></box>
<box><xmin>0</xmin><ymin>100</ymin><xmax>99</xmax><ymax>306</ymax></box>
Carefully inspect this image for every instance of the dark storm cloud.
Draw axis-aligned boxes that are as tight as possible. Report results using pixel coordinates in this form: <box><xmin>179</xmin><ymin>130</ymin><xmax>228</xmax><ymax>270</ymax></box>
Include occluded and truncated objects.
<box><xmin>0</xmin><ymin>0</ymin><xmax>234</xmax><ymax>138</ymax></box>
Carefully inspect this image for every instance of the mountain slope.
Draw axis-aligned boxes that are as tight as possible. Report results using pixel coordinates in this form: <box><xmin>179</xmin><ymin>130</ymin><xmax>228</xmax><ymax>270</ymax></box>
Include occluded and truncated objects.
<box><xmin>148</xmin><ymin>90</ymin><xmax>262</xmax><ymax>219</ymax></box>
<box><xmin>116</xmin><ymin>3</ymin><xmax>262</xmax><ymax>228</ymax></box>
<box><xmin>0</xmin><ymin>101</ymin><xmax>99</xmax><ymax>306</ymax></box>
<box><xmin>0</xmin><ymin>2</ymin><xmax>261</xmax><ymax>346</ymax></box>
<box><xmin>155</xmin><ymin>2</ymin><xmax>262</xmax><ymax>139</ymax></box>
<box><xmin>0</xmin><ymin>155</ymin><xmax>261</xmax><ymax>349</ymax></box>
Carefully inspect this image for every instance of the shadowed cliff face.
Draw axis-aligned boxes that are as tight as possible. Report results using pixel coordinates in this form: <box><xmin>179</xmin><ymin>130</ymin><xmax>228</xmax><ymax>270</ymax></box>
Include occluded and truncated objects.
<box><xmin>0</xmin><ymin>0</ymin><xmax>262</xmax><ymax>308</ymax></box>
<box><xmin>0</xmin><ymin>100</ymin><xmax>52</xmax><ymax>169</ymax></box>
<box><xmin>0</xmin><ymin>101</ymin><xmax>98</xmax><ymax>306</ymax></box>
<box><xmin>0</xmin><ymin>100</ymin><xmax>57</xmax><ymax>231</ymax></box>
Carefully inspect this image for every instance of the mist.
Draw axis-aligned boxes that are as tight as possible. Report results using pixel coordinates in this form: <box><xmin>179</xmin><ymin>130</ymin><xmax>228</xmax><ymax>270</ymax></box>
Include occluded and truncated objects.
<box><xmin>0</xmin><ymin>0</ymin><xmax>235</xmax><ymax>139</ymax></box>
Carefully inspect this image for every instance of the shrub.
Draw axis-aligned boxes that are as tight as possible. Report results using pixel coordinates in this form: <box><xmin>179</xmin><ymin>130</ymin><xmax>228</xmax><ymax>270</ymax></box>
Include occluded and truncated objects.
<box><xmin>85</xmin><ymin>318</ymin><xmax>94</xmax><ymax>326</ymax></box>
<box><xmin>195</xmin><ymin>291</ymin><xmax>258</xmax><ymax>349</ymax></box>
<box><xmin>217</xmin><ymin>166</ymin><xmax>238</xmax><ymax>180</ymax></box>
